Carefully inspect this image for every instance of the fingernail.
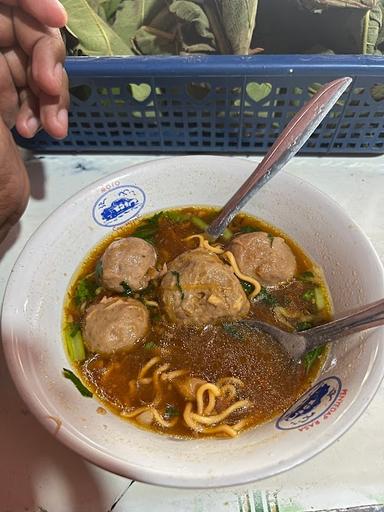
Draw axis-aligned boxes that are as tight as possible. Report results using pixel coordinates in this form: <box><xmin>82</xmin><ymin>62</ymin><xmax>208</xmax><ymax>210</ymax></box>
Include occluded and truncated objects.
<box><xmin>55</xmin><ymin>63</ymin><xmax>63</xmax><ymax>86</ymax></box>
<box><xmin>57</xmin><ymin>109</ymin><xmax>68</xmax><ymax>131</ymax></box>
<box><xmin>26</xmin><ymin>116</ymin><xmax>40</xmax><ymax>135</ymax></box>
<box><xmin>56</xmin><ymin>0</ymin><xmax>68</xmax><ymax>23</ymax></box>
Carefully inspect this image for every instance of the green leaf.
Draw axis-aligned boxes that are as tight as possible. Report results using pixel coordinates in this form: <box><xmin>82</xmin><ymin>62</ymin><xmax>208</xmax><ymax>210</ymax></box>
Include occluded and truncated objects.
<box><xmin>63</xmin><ymin>368</ymin><xmax>93</xmax><ymax>397</ymax></box>
<box><xmin>132</xmin><ymin>212</ymin><xmax>163</xmax><ymax>243</ymax></box>
<box><xmin>220</xmin><ymin>0</ymin><xmax>259</xmax><ymax>54</ymax></box>
<box><xmin>240</xmin><ymin>279</ymin><xmax>254</xmax><ymax>295</ymax></box>
<box><xmin>164</xmin><ymin>404</ymin><xmax>180</xmax><ymax>419</ymax></box>
<box><xmin>258</xmin><ymin>286</ymin><xmax>278</xmax><ymax>306</ymax></box>
<box><xmin>303</xmin><ymin>347</ymin><xmax>324</xmax><ymax>373</ymax></box>
<box><xmin>171</xmin><ymin>271</ymin><xmax>185</xmax><ymax>300</ymax></box>
<box><xmin>239</xmin><ymin>225</ymin><xmax>261</xmax><ymax>234</ymax></box>
<box><xmin>144</xmin><ymin>341</ymin><xmax>158</xmax><ymax>350</ymax></box>
<box><xmin>120</xmin><ymin>281</ymin><xmax>133</xmax><ymax>296</ymax></box>
<box><xmin>267</xmin><ymin>233</ymin><xmax>274</xmax><ymax>247</ymax></box>
<box><xmin>302</xmin><ymin>289</ymin><xmax>316</xmax><ymax>303</ymax></box>
<box><xmin>75</xmin><ymin>278</ymin><xmax>98</xmax><ymax>306</ymax></box>
<box><xmin>298</xmin><ymin>271</ymin><xmax>315</xmax><ymax>282</ymax></box>
<box><xmin>61</xmin><ymin>0</ymin><xmax>133</xmax><ymax>55</ymax></box>
<box><xmin>169</xmin><ymin>1</ymin><xmax>215</xmax><ymax>44</ymax></box>
<box><xmin>100</xmin><ymin>0</ymin><xmax>121</xmax><ymax>21</ymax></box>
<box><xmin>95</xmin><ymin>260</ymin><xmax>103</xmax><ymax>280</ymax></box>
<box><xmin>163</xmin><ymin>211</ymin><xmax>190</xmax><ymax>223</ymax></box>
<box><xmin>65</xmin><ymin>325</ymin><xmax>86</xmax><ymax>362</ymax></box>
<box><xmin>296</xmin><ymin>321</ymin><xmax>313</xmax><ymax>332</ymax></box>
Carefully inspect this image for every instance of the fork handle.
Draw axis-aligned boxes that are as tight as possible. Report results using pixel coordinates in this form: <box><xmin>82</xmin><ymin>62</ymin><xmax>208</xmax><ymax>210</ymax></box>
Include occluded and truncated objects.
<box><xmin>304</xmin><ymin>298</ymin><xmax>384</xmax><ymax>350</ymax></box>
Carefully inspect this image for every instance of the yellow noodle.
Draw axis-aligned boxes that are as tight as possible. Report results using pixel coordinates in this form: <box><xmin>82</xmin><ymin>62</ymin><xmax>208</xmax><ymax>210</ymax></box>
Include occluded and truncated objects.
<box><xmin>138</xmin><ymin>356</ymin><xmax>161</xmax><ymax>379</ymax></box>
<box><xmin>144</xmin><ymin>300</ymin><xmax>159</xmax><ymax>308</ymax></box>
<box><xmin>217</xmin><ymin>377</ymin><xmax>244</xmax><ymax>388</ymax></box>
<box><xmin>183</xmin><ymin>402</ymin><xmax>203</xmax><ymax>431</ymax></box>
<box><xmin>190</xmin><ymin>400</ymin><xmax>250</xmax><ymax>425</ymax></box>
<box><xmin>138</xmin><ymin>377</ymin><xmax>152</xmax><ymax>385</ymax></box>
<box><xmin>183</xmin><ymin>234</ymin><xmax>224</xmax><ymax>254</ymax></box>
<box><xmin>152</xmin><ymin>408</ymin><xmax>179</xmax><ymax>428</ymax></box>
<box><xmin>222</xmin><ymin>251</ymin><xmax>261</xmax><ymax>299</ymax></box>
<box><xmin>152</xmin><ymin>363</ymin><xmax>171</xmax><ymax>406</ymax></box>
<box><xmin>196</xmin><ymin>383</ymin><xmax>221</xmax><ymax>415</ymax></box>
<box><xmin>232</xmin><ymin>418</ymin><xmax>249</xmax><ymax>431</ymax></box>
<box><xmin>219</xmin><ymin>384</ymin><xmax>237</xmax><ymax>401</ymax></box>
<box><xmin>161</xmin><ymin>369</ymin><xmax>188</xmax><ymax>381</ymax></box>
<box><xmin>121</xmin><ymin>406</ymin><xmax>150</xmax><ymax>418</ymax></box>
<box><xmin>204</xmin><ymin>389</ymin><xmax>217</xmax><ymax>415</ymax></box>
<box><xmin>201</xmin><ymin>424</ymin><xmax>238</xmax><ymax>437</ymax></box>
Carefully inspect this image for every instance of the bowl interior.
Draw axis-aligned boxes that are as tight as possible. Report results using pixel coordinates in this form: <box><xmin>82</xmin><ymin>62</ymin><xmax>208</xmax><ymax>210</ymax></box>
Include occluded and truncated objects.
<box><xmin>2</xmin><ymin>155</ymin><xmax>384</xmax><ymax>488</ymax></box>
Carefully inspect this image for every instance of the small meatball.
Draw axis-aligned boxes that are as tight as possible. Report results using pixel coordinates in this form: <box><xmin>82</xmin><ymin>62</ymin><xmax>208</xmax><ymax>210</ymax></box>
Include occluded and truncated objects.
<box><xmin>101</xmin><ymin>237</ymin><xmax>157</xmax><ymax>292</ymax></box>
<box><xmin>228</xmin><ymin>232</ymin><xmax>297</xmax><ymax>286</ymax></box>
<box><xmin>83</xmin><ymin>297</ymin><xmax>150</xmax><ymax>354</ymax></box>
<box><xmin>160</xmin><ymin>248</ymin><xmax>249</xmax><ymax>325</ymax></box>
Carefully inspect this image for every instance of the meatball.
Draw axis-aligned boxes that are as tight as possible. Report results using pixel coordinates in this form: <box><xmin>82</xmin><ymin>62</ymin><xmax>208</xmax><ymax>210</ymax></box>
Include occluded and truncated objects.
<box><xmin>228</xmin><ymin>232</ymin><xmax>297</xmax><ymax>286</ymax></box>
<box><xmin>101</xmin><ymin>237</ymin><xmax>157</xmax><ymax>292</ymax></box>
<box><xmin>160</xmin><ymin>248</ymin><xmax>249</xmax><ymax>325</ymax></box>
<box><xmin>83</xmin><ymin>297</ymin><xmax>150</xmax><ymax>354</ymax></box>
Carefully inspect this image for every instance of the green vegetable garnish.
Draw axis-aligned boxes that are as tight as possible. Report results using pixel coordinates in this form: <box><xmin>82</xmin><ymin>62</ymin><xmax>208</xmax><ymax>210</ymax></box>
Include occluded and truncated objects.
<box><xmin>298</xmin><ymin>271</ymin><xmax>315</xmax><ymax>282</ymax></box>
<box><xmin>74</xmin><ymin>278</ymin><xmax>98</xmax><ymax>306</ymax></box>
<box><xmin>171</xmin><ymin>271</ymin><xmax>184</xmax><ymax>300</ymax></box>
<box><xmin>302</xmin><ymin>289</ymin><xmax>316</xmax><ymax>303</ymax></box>
<box><xmin>163</xmin><ymin>211</ymin><xmax>190</xmax><ymax>223</ymax></box>
<box><xmin>164</xmin><ymin>404</ymin><xmax>180</xmax><ymax>419</ymax></box>
<box><xmin>303</xmin><ymin>347</ymin><xmax>324</xmax><ymax>372</ymax></box>
<box><xmin>144</xmin><ymin>341</ymin><xmax>158</xmax><ymax>350</ymax></box>
<box><xmin>132</xmin><ymin>212</ymin><xmax>163</xmax><ymax>243</ymax></box>
<box><xmin>63</xmin><ymin>368</ymin><xmax>93</xmax><ymax>397</ymax></box>
<box><xmin>190</xmin><ymin>215</ymin><xmax>233</xmax><ymax>241</ymax></box>
<box><xmin>267</xmin><ymin>233</ymin><xmax>274</xmax><ymax>247</ymax></box>
<box><xmin>239</xmin><ymin>226</ymin><xmax>260</xmax><ymax>233</ymax></box>
<box><xmin>296</xmin><ymin>321</ymin><xmax>313</xmax><ymax>332</ymax></box>
<box><xmin>120</xmin><ymin>281</ymin><xmax>133</xmax><ymax>297</ymax></box>
<box><xmin>314</xmin><ymin>287</ymin><xmax>325</xmax><ymax>310</ymax></box>
<box><xmin>240</xmin><ymin>279</ymin><xmax>255</xmax><ymax>294</ymax></box>
<box><xmin>65</xmin><ymin>323</ymin><xmax>86</xmax><ymax>362</ymax></box>
<box><xmin>258</xmin><ymin>286</ymin><xmax>278</xmax><ymax>306</ymax></box>
<box><xmin>95</xmin><ymin>260</ymin><xmax>103</xmax><ymax>280</ymax></box>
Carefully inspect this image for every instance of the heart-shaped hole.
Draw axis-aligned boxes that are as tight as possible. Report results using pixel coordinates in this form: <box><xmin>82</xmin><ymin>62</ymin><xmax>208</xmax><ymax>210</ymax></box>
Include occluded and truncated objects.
<box><xmin>186</xmin><ymin>82</ymin><xmax>211</xmax><ymax>101</ymax></box>
<box><xmin>127</xmin><ymin>83</ymin><xmax>152</xmax><ymax>102</ymax></box>
<box><xmin>246</xmin><ymin>82</ymin><xmax>272</xmax><ymax>103</ymax></box>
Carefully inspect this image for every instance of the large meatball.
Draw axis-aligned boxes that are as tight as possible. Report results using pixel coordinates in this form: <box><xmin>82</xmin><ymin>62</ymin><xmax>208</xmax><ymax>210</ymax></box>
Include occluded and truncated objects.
<box><xmin>160</xmin><ymin>248</ymin><xmax>249</xmax><ymax>325</ymax></box>
<box><xmin>101</xmin><ymin>237</ymin><xmax>157</xmax><ymax>292</ymax></box>
<box><xmin>83</xmin><ymin>297</ymin><xmax>150</xmax><ymax>354</ymax></box>
<box><xmin>228</xmin><ymin>232</ymin><xmax>297</xmax><ymax>286</ymax></box>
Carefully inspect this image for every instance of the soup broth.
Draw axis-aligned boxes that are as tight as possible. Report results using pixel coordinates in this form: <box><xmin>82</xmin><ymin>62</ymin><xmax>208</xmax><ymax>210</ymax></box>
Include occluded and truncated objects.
<box><xmin>63</xmin><ymin>207</ymin><xmax>332</xmax><ymax>438</ymax></box>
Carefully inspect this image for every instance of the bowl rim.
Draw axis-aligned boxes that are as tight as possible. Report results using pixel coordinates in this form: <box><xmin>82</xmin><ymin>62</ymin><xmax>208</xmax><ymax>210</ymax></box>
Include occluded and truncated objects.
<box><xmin>2</xmin><ymin>155</ymin><xmax>384</xmax><ymax>488</ymax></box>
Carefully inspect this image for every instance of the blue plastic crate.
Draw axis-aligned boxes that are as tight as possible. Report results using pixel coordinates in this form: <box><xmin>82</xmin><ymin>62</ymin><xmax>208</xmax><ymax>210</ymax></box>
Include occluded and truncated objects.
<box><xmin>14</xmin><ymin>54</ymin><xmax>384</xmax><ymax>154</ymax></box>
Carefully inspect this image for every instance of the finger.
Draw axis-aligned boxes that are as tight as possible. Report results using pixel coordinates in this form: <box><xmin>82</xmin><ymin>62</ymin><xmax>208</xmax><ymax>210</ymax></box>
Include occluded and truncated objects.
<box><xmin>13</xmin><ymin>9</ymin><xmax>65</xmax><ymax>96</ymax></box>
<box><xmin>15</xmin><ymin>88</ymin><xmax>40</xmax><ymax>138</ymax></box>
<box><xmin>0</xmin><ymin>115</ymin><xmax>30</xmax><ymax>243</ymax></box>
<box><xmin>3</xmin><ymin>47</ymin><xmax>28</xmax><ymax>88</ymax></box>
<box><xmin>0</xmin><ymin>5</ymin><xmax>15</xmax><ymax>47</ymax></box>
<box><xmin>0</xmin><ymin>53</ymin><xmax>19</xmax><ymax>128</ymax></box>
<box><xmin>1</xmin><ymin>0</ymin><xmax>67</xmax><ymax>28</ymax></box>
<box><xmin>39</xmin><ymin>67</ymin><xmax>69</xmax><ymax>139</ymax></box>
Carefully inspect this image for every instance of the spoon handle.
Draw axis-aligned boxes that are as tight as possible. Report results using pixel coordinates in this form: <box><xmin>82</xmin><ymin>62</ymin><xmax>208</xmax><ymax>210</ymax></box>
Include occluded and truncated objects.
<box><xmin>303</xmin><ymin>298</ymin><xmax>384</xmax><ymax>350</ymax></box>
<box><xmin>206</xmin><ymin>76</ymin><xmax>352</xmax><ymax>241</ymax></box>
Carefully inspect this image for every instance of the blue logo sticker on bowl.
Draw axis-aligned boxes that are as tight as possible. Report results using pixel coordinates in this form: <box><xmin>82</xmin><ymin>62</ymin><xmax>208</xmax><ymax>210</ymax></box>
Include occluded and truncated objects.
<box><xmin>276</xmin><ymin>376</ymin><xmax>342</xmax><ymax>430</ymax></box>
<box><xmin>93</xmin><ymin>185</ymin><xmax>146</xmax><ymax>228</ymax></box>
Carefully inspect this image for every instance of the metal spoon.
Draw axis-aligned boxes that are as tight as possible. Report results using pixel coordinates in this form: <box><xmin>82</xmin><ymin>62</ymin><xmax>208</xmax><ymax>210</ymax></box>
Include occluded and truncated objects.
<box><xmin>240</xmin><ymin>298</ymin><xmax>384</xmax><ymax>361</ymax></box>
<box><xmin>206</xmin><ymin>76</ymin><xmax>353</xmax><ymax>241</ymax></box>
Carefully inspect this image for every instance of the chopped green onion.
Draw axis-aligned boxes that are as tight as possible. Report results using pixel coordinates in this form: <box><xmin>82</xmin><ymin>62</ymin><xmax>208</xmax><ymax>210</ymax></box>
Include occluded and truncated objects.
<box><xmin>314</xmin><ymin>287</ymin><xmax>325</xmax><ymax>310</ymax></box>
<box><xmin>171</xmin><ymin>271</ymin><xmax>184</xmax><ymax>300</ymax></box>
<box><xmin>302</xmin><ymin>289</ymin><xmax>316</xmax><ymax>303</ymax></box>
<box><xmin>63</xmin><ymin>368</ymin><xmax>93</xmax><ymax>397</ymax></box>
<box><xmin>95</xmin><ymin>260</ymin><xmax>103</xmax><ymax>280</ymax></box>
<box><xmin>239</xmin><ymin>226</ymin><xmax>260</xmax><ymax>233</ymax></box>
<box><xmin>267</xmin><ymin>233</ymin><xmax>274</xmax><ymax>247</ymax></box>
<box><xmin>163</xmin><ymin>211</ymin><xmax>190</xmax><ymax>223</ymax></box>
<box><xmin>298</xmin><ymin>271</ymin><xmax>315</xmax><ymax>282</ymax></box>
<box><xmin>74</xmin><ymin>278</ymin><xmax>98</xmax><ymax>306</ymax></box>
<box><xmin>258</xmin><ymin>286</ymin><xmax>278</xmax><ymax>306</ymax></box>
<box><xmin>296</xmin><ymin>321</ymin><xmax>313</xmax><ymax>332</ymax></box>
<box><xmin>65</xmin><ymin>323</ymin><xmax>86</xmax><ymax>362</ymax></box>
<box><xmin>303</xmin><ymin>347</ymin><xmax>324</xmax><ymax>372</ymax></box>
<box><xmin>240</xmin><ymin>279</ymin><xmax>255</xmax><ymax>294</ymax></box>
<box><xmin>164</xmin><ymin>404</ymin><xmax>180</xmax><ymax>419</ymax></box>
<box><xmin>132</xmin><ymin>212</ymin><xmax>163</xmax><ymax>243</ymax></box>
<box><xmin>120</xmin><ymin>281</ymin><xmax>133</xmax><ymax>297</ymax></box>
<box><xmin>144</xmin><ymin>341</ymin><xmax>158</xmax><ymax>350</ymax></box>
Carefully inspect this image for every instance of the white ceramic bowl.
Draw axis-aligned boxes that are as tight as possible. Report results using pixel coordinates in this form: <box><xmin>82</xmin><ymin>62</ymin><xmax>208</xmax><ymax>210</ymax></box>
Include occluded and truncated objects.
<box><xmin>2</xmin><ymin>156</ymin><xmax>384</xmax><ymax>488</ymax></box>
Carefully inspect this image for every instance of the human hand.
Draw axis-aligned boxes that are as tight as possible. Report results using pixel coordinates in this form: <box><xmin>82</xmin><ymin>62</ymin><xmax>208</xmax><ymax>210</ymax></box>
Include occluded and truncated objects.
<box><xmin>0</xmin><ymin>0</ymin><xmax>70</xmax><ymax>139</ymax></box>
<box><xmin>0</xmin><ymin>115</ymin><xmax>30</xmax><ymax>243</ymax></box>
